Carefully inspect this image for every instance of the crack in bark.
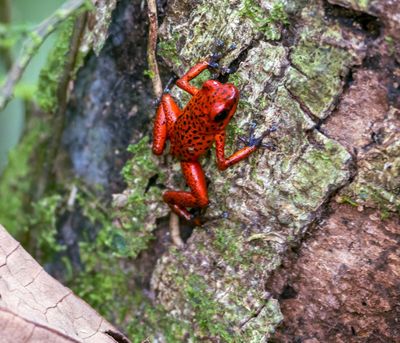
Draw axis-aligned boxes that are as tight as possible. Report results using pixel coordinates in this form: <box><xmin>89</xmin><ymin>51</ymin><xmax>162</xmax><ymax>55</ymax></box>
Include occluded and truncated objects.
<box><xmin>83</xmin><ymin>317</ymin><xmax>104</xmax><ymax>339</ymax></box>
<box><xmin>0</xmin><ymin>306</ymin><xmax>82</xmax><ymax>343</ymax></box>
<box><xmin>238</xmin><ymin>293</ymin><xmax>272</xmax><ymax>331</ymax></box>
<box><xmin>3</xmin><ymin>242</ymin><xmax>21</xmax><ymax>264</ymax></box>
<box><xmin>283</xmin><ymin>84</ymin><xmax>320</xmax><ymax>125</ymax></box>
<box><xmin>23</xmin><ymin>268</ymin><xmax>43</xmax><ymax>288</ymax></box>
<box><xmin>44</xmin><ymin>291</ymin><xmax>73</xmax><ymax>315</ymax></box>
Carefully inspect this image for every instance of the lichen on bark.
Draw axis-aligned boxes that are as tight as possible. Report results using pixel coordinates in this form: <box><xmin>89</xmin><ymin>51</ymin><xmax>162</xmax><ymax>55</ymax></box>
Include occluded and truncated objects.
<box><xmin>337</xmin><ymin>101</ymin><xmax>400</xmax><ymax>217</ymax></box>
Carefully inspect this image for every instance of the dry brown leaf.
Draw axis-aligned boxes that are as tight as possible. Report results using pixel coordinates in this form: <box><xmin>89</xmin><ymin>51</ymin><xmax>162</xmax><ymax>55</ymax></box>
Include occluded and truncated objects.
<box><xmin>0</xmin><ymin>224</ymin><xmax>131</xmax><ymax>343</ymax></box>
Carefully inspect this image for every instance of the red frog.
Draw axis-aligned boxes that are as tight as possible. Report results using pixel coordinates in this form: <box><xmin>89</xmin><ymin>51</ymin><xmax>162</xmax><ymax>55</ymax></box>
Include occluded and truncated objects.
<box><xmin>152</xmin><ymin>54</ymin><xmax>276</xmax><ymax>224</ymax></box>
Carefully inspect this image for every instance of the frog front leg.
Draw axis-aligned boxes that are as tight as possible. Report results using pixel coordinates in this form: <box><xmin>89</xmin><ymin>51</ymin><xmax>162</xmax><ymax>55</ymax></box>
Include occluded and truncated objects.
<box><xmin>152</xmin><ymin>93</ymin><xmax>181</xmax><ymax>155</ymax></box>
<box><xmin>215</xmin><ymin>124</ymin><xmax>276</xmax><ymax>170</ymax></box>
<box><xmin>176</xmin><ymin>61</ymin><xmax>210</xmax><ymax>96</ymax></box>
<box><xmin>163</xmin><ymin>161</ymin><xmax>209</xmax><ymax>222</ymax></box>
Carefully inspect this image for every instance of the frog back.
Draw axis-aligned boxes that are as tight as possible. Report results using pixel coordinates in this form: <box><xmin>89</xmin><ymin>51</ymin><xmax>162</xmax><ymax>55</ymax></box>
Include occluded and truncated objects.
<box><xmin>170</xmin><ymin>96</ymin><xmax>215</xmax><ymax>161</ymax></box>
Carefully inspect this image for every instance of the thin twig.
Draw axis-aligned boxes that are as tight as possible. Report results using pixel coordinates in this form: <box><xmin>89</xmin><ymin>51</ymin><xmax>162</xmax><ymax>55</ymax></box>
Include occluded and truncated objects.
<box><xmin>146</xmin><ymin>0</ymin><xmax>163</xmax><ymax>98</ymax></box>
<box><xmin>0</xmin><ymin>0</ymin><xmax>87</xmax><ymax>111</ymax></box>
<box><xmin>146</xmin><ymin>0</ymin><xmax>183</xmax><ymax>247</ymax></box>
<box><xmin>169</xmin><ymin>210</ymin><xmax>184</xmax><ymax>248</ymax></box>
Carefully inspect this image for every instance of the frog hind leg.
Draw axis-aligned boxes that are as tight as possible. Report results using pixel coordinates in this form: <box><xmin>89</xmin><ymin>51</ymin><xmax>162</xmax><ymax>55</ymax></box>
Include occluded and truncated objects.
<box><xmin>152</xmin><ymin>93</ymin><xmax>181</xmax><ymax>155</ymax></box>
<box><xmin>163</xmin><ymin>161</ymin><xmax>209</xmax><ymax>224</ymax></box>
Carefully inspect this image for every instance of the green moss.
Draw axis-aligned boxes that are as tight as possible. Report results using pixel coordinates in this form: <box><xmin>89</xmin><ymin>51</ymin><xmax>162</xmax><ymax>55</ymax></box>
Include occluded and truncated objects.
<box><xmin>290</xmin><ymin>43</ymin><xmax>348</xmax><ymax>79</ymax></box>
<box><xmin>59</xmin><ymin>137</ymin><xmax>162</xmax><ymax>265</ymax></box>
<box><xmin>157</xmin><ymin>263</ymin><xmax>282</xmax><ymax>342</ymax></box>
<box><xmin>158</xmin><ymin>33</ymin><xmax>180</xmax><ymax>67</ymax></box>
<box><xmin>228</xmin><ymin>71</ymin><xmax>243</xmax><ymax>86</ymax></box>
<box><xmin>213</xmin><ymin>224</ymin><xmax>244</xmax><ymax>265</ymax></box>
<box><xmin>27</xmin><ymin>186</ymin><xmax>158</xmax><ymax>339</ymax></box>
<box><xmin>143</xmin><ymin>69</ymin><xmax>155</xmax><ymax>79</ymax></box>
<box><xmin>30</xmin><ymin>194</ymin><xmax>65</xmax><ymax>259</ymax></box>
<box><xmin>239</xmin><ymin>0</ymin><xmax>289</xmax><ymax>39</ymax></box>
<box><xmin>126</xmin><ymin>291</ymin><xmax>192</xmax><ymax>342</ymax></box>
<box><xmin>73</xmin><ymin>241</ymin><xmax>134</xmax><ymax>322</ymax></box>
<box><xmin>211</xmin><ymin>222</ymin><xmax>280</xmax><ymax>276</ymax></box>
<box><xmin>269</xmin><ymin>2</ymin><xmax>289</xmax><ymax>25</ymax></box>
<box><xmin>183</xmin><ymin>274</ymin><xmax>233</xmax><ymax>341</ymax></box>
<box><xmin>286</xmin><ymin>41</ymin><xmax>353</xmax><ymax>118</ymax></box>
<box><xmin>58</xmin><ymin>186</ymin><xmax>143</xmax><ymax>327</ymax></box>
<box><xmin>336</xmin><ymin>195</ymin><xmax>358</xmax><ymax>207</ymax></box>
<box><xmin>0</xmin><ymin>118</ymin><xmax>47</xmax><ymax>239</ymax></box>
<box><xmin>67</xmin><ymin>185</ymin><xmax>191</xmax><ymax>341</ymax></box>
<box><xmin>116</xmin><ymin>136</ymin><xmax>166</xmax><ymax>256</ymax></box>
<box><xmin>36</xmin><ymin>13</ymin><xmax>83</xmax><ymax>113</ymax></box>
<box><xmin>2</xmin><ymin>133</ymin><xmax>166</xmax><ymax>336</ymax></box>
<box><xmin>346</xmin><ymin>182</ymin><xmax>400</xmax><ymax>217</ymax></box>
<box><xmin>23</xmin><ymin>136</ymin><xmax>168</xmax><ymax>339</ymax></box>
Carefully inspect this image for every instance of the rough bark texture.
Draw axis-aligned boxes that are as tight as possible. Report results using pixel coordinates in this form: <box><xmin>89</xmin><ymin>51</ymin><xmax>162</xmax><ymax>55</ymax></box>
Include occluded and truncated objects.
<box><xmin>266</xmin><ymin>1</ymin><xmax>400</xmax><ymax>339</ymax></box>
<box><xmin>145</xmin><ymin>0</ymin><xmax>400</xmax><ymax>341</ymax></box>
<box><xmin>269</xmin><ymin>204</ymin><xmax>400</xmax><ymax>342</ymax></box>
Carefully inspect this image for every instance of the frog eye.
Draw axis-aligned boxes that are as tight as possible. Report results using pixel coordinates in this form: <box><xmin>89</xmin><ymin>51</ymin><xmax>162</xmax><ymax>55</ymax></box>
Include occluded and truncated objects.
<box><xmin>214</xmin><ymin>109</ymin><xmax>230</xmax><ymax>122</ymax></box>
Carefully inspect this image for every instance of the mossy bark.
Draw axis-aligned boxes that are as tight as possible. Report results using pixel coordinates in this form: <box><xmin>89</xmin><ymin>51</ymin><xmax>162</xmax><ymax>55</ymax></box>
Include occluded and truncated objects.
<box><xmin>147</xmin><ymin>0</ymin><xmax>400</xmax><ymax>341</ymax></box>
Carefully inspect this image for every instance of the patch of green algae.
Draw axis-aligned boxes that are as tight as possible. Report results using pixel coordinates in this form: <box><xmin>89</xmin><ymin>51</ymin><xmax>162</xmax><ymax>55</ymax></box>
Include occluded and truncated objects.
<box><xmin>157</xmin><ymin>33</ymin><xmax>181</xmax><ymax>68</ymax></box>
<box><xmin>239</xmin><ymin>0</ymin><xmax>289</xmax><ymax>40</ymax></box>
<box><xmin>30</xmin><ymin>194</ymin><xmax>65</xmax><ymax>260</ymax></box>
<box><xmin>126</xmin><ymin>293</ymin><xmax>192</xmax><ymax>342</ymax></box>
<box><xmin>286</xmin><ymin>40</ymin><xmax>354</xmax><ymax>118</ymax></box>
<box><xmin>183</xmin><ymin>274</ymin><xmax>233</xmax><ymax>340</ymax></box>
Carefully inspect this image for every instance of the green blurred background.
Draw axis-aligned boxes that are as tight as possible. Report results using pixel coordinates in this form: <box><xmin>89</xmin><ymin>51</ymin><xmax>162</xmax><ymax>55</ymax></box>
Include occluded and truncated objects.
<box><xmin>0</xmin><ymin>0</ymin><xmax>64</xmax><ymax>172</ymax></box>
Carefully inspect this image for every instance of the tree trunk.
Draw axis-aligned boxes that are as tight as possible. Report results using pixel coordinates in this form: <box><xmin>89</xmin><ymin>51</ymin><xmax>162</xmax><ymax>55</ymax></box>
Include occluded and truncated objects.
<box><xmin>0</xmin><ymin>0</ymin><xmax>399</xmax><ymax>342</ymax></box>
